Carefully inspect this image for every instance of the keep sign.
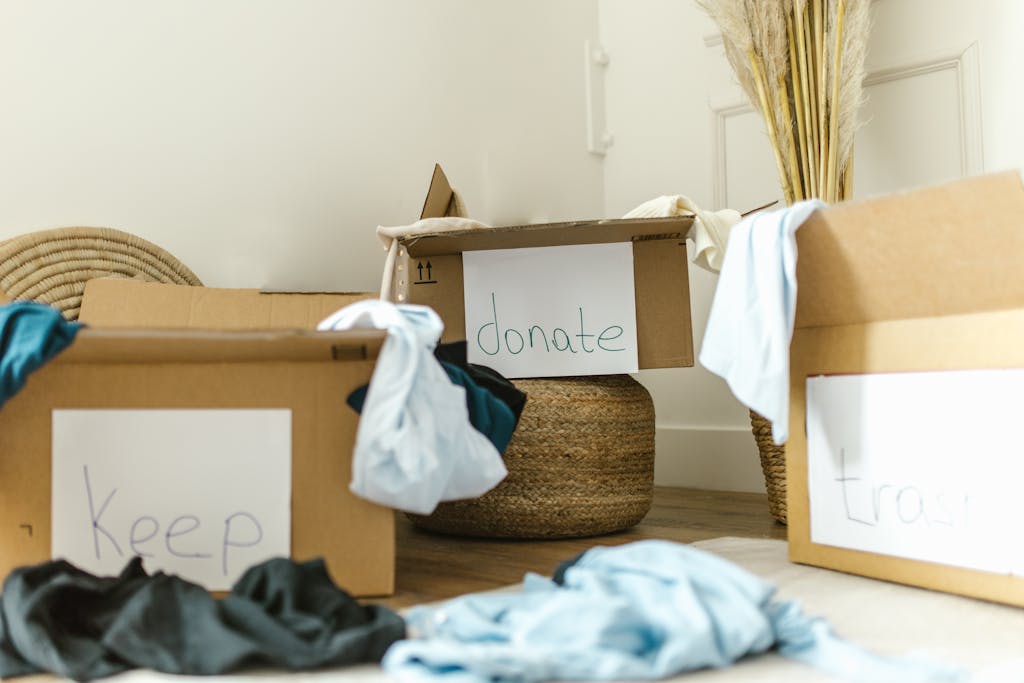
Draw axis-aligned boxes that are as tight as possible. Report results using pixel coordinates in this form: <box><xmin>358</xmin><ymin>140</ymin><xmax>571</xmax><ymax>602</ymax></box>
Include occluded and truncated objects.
<box><xmin>52</xmin><ymin>409</ymin><xmax>291</xmax><ymax>591</ymax></box>
<box><xmin>462</xmin><ymin>243</ymin><xmax>639</xmax><ymax>378</ymax></box>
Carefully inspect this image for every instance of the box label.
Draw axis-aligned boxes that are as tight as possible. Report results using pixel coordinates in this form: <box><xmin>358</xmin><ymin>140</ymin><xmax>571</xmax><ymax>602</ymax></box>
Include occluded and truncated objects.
<box><xmin>806</xmin><ymin>370</ymin><xmax>1024</xmax><ymax>575</ymax></box>
<box><xmin>462</xmin><ymin>243</ymin><xmax>639</xmax><ymax>378</ymax></box>
<box><xmin>52</xmin><ymin>409</ymin><xmax>291</xmax><ymax>590</ymax></box>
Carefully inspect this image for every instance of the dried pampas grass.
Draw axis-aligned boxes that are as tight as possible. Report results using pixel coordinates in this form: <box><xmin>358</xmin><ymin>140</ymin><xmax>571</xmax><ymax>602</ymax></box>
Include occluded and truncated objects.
<box><xmin>698</xmin><ymin>0</ymin><xmax>872</xmax><ymax>203</ymax></box>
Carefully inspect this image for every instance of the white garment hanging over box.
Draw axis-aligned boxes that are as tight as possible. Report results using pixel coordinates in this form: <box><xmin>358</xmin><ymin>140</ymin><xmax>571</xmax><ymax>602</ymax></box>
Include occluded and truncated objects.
<box><xmin>318</xmin><ymin>300</ymin><xmax>507</xmax><ymax>515</ymax></box>
<box><xmin>700</xmin><ymin>200</ymin><xmax>826</xmax><ymax>445</ymax></box>
<box><xmin>623</xmin><ymin>194</ymin><xmax>741</xmax><ymax>274</ymax></box>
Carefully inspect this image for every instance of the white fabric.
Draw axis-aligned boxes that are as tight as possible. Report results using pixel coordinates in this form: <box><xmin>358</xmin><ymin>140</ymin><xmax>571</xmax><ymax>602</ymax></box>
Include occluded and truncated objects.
<box><xmin>623</xmin><ymin>195</ymin><xmax>742</xmax><ymax>273</ymax></box>
<box><xmin>318</xmin><ymin>300</ymin><xmax>507</xmax><ymax>514</ymax></box>
<box><xmin>699</xmin><ymin>200</ymin><xmax>825</xmax><ymax>445</ymax></box>
<box><xmin>376</xmin><ymin>217</ymin><xmax>490</xmax><ymax>301</ymax></box>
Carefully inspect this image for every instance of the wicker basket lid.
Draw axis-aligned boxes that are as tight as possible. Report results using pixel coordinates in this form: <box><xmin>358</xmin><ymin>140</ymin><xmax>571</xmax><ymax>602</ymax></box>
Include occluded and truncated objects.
<box><xmin>407</xmin><ymin>374</ymin><xmax>656</xmax><ymax>539</ymax></box>
<box><xmin>0</xmin><ymin>227</ymin><xmax>203</xmax><ymax>320</ymax></box>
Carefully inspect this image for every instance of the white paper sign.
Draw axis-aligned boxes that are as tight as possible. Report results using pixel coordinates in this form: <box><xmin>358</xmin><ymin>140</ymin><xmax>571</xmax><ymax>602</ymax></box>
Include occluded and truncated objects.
<box><xmin>52</xmin><ymin>409</ymin><xmax>291</xmax><ymax>590</ymax></box>
<box><xmin>462</xmin><ymin>242</ymin><xmax>639</xmax><ymax>378</ymax></box>
<box><xmin>806</xmin><ymin>370</ymin><xmax>1024</xmax><ymax>576</ymax></box>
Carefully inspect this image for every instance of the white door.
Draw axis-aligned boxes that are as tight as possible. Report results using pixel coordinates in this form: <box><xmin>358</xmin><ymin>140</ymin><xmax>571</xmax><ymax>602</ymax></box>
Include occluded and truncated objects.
<box><xmin>706</xmin><ymin>0</ymin><xmax>1022</xmax><ymax>208</ymax></box>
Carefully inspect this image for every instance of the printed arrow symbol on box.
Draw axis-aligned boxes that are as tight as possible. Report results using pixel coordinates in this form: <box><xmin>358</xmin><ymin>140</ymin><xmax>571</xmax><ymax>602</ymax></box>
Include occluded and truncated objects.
<box><xmin>426</xmin><ymin>261</ymin><xmax>432</xmax><ymax>279</ymax></box>
<box><xmin>417</xmin><ymin>262</ymin><xmax>424</xmax><ymax>280</ymax></box>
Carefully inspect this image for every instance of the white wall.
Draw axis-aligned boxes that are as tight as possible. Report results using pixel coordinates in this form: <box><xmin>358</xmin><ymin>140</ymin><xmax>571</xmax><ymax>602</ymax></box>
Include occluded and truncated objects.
<box><xmin>600</xmin><ymin>0</ymin><xmax>1024</xmax><ymax>492</ymax></box>
<box><xmin>6</xmin><ymin>1</ymin><xmax>1022</xmax><ymax>494</ymax></box>
<box><xmin>599</xmin><ymin>0</ymin><xmax>766</xmax><ymax>492</ymax></box>
<box><xmin>0</xmin><ymin>1</ymin><xmax>604</xmax><ymax>292</ymax></box>
<box><xmin>854</xmin><ymin>0</ymin><xmax>1024</xmax><ymax>192</ymax></box>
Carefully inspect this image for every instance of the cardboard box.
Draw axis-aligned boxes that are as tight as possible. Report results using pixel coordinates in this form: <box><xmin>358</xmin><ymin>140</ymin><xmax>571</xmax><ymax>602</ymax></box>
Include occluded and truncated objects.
<box><xmin>79</xmin><ymin>279</ymin><xmax>373</xmax><ymax>330</ymax></box>
<box><xmin>0</xmin><ymin>282</ymin><xmax>394</xmax><ymax>596</ymax></box>
<box><xmin>787</xmin><ymin>171</ymin><xmax>1024</xmax><ymax>606</ymax></box>
<box><xmin>399</xmin><ymin>165</ymin><xmax>695</xmax><ymax>370</ymax></box>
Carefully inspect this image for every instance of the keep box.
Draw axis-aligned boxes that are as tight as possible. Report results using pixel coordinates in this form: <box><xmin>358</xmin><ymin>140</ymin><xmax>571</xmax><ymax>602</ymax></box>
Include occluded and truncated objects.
<box><xmin>0</xmin><ymin>281</ymin><xmax>394</xmax><ymax>596</ymax></box>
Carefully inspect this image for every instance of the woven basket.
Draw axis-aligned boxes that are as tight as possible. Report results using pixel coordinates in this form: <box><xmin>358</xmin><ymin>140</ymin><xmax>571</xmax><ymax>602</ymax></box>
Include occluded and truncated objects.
<box><xmin>407</xmin><ymin>374</ymin><xmax>655</xmax><ymax>539</ymax></box>
<box><xmin>750</xmin><ymin>410</ymin><xmax>787</xmax><ymax>524</ymax></box>
<box><xmin>0</xmin><ymin>227</ymin><xmax>203</xmax><ymax>320</ymax></box>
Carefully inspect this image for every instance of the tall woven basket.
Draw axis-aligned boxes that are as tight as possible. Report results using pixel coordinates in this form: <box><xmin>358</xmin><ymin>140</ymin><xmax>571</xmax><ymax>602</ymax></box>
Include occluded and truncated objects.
<box><xmin>407</xmin><ymin>374</ymin><xmax>655</xmax><ymax>539</ymax></box>
<box><xmin>750</xmin><ymin>410</ymin><xmax>787</xmax><ymax>524</ymax></box>
<box><xmin>0</xmin><ymin>226</ymin><xmax>203</xmax><ymax>320</ymax></box>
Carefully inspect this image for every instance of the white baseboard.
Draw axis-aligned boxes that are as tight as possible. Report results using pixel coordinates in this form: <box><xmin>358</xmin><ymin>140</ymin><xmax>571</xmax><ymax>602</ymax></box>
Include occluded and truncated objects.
<box><xmin>654</xmin><ymin>426</ymin><xmax>767</xmax><ymax>493</ymax></box>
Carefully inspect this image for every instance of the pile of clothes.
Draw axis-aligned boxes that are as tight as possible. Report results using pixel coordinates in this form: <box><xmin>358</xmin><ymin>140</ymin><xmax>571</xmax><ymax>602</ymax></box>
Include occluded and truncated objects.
<box><xmin>0</xmin><ymin>247</ymin><xmax>966</xmax><ymax>682</ymax></box>
<box><xmin>0</xmin><ymin>541</ymin><xmax>963</xmax><ymax>683</ymax></box>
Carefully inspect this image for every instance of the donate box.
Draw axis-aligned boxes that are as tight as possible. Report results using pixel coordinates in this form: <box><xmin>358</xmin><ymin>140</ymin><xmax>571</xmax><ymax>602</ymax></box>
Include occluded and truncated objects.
<box><xmin>0</xmin><ymin>282</ymin><xmax>394</xmax><ymax>596</ymax></box>
<box><xmin>787</xmin><ymin>171</ymin><xmax>1024</xmax><ymax>607</ymax></box>
<box><xmin>396</xmin><ymin>165</ymin><xmax>695</xmax><ymax>375</ymax></box>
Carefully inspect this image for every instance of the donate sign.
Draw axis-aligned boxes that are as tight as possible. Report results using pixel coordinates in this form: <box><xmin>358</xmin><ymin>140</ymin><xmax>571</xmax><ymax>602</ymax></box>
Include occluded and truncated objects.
<box><xmin>52</xmin><ymin>409</ymin><xmax>291</xmax><ymax>591</ymax></box>
<box><xmin>462</xmin><ymin>243</ymin><xmax>639</xmax><ymax>378</ymax></box>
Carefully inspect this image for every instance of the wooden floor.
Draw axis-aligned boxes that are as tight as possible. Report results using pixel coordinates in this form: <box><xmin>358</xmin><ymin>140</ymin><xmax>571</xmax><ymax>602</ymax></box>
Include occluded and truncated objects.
<box><xmin>376</xmin><ymin>486</ymin><xmax>786</xmax><ymax>609</ymax></box>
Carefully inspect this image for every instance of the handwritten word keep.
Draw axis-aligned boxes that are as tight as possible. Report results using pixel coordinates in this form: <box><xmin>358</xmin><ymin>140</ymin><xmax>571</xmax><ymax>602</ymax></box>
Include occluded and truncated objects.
<box><xmin>83</xmin><ymin>465</ymin><xmax>264</xmax><ymax>577</ymax></box>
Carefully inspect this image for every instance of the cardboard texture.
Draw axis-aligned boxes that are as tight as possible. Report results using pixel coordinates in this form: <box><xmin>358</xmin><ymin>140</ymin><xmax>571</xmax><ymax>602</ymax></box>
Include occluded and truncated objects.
<box><xmin>400</xmin><ymin>165</ymin><xmax>695</xmax><ymax>370</ymax></box>
<box><xmin>2</xmin><ymin>283</ymin><xmax>394</xmax><ymax>596</ymax></box>
<box><xmin>787</xmin><ymin>171</ymin><xmax>1024</xmax><ymax>606</ymax></box>
<box><xmin>80</xmin><ymin>279</ymin><xmax>374</xmax><ymax>330</ymax></box>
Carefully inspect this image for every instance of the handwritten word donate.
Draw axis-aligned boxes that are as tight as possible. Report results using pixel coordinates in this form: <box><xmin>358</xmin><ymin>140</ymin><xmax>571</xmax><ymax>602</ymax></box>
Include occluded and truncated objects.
<box><xmin>462</xmin><ymin>241</ymin><xmax>639</xmax><ymax>378</ymax></box>
<box><xmin>475</xmin><ymin>293</ymin><xmax>625</xmax><ymax>356</ymax></box>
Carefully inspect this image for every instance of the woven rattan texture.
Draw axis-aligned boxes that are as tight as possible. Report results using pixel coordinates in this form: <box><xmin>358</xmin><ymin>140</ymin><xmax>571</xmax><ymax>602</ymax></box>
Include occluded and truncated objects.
<box><xmin>750</xmin><ymin>410</ymin><xmax>787</xmax><ymax>524</ymax></box>
<box><xmin>407</xmin><ymin>374</ymin><xmax>655</xmax><ymax>539</ymax></box>
<box><xmin>0</xmin><ymin>227</ymin><xmax>202</xmax><ymax>320</ymax></box>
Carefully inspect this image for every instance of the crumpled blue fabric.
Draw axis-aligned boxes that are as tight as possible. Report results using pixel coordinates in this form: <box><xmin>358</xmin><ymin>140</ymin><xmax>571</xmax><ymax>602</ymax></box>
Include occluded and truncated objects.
<box><xmin>318</xmin><ymin>300</ymin><xmax>507</xmax><ymax>515</ymax></box>
<box><xmin>383</xmin><ymin>540</ymin><xmax>964</xmax><ymax>683</ymax></box>
<box><xmin>0</xmin><ymin>302</ymin><xmax>81</xmax><ymax>410</ymax></box>
<box><xmin>699</xmin><ymin>200</ymin><xmax>825</xmax><ymax>445</ymax></box>
<box><xmin>345</xmin><ymin>361</ymin><xmax>517</xmax><ymax>456</ymax></box>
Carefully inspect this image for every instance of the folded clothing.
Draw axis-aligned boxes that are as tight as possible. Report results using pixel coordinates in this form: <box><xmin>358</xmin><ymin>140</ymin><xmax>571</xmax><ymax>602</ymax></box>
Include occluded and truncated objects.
<box><xmin>0</xmin><ymin>301</ymin><xmax>81</xmax><ymax>410</ymax></box>
<box><xmin>0</xmin><ymin>556</ymin><xmax>404</xmax><ymax>682</ymax></box>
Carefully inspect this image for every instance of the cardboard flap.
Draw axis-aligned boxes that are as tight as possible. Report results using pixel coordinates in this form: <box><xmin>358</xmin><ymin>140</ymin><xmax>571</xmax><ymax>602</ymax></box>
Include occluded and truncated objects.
<box><xmin>404</xmin><ymin>163</ymin><xmax>695</xmax><ymax>370</ymax></box>
<box><xmin>402</xmin><ymin>217</ymin><xmax>692</xmax><ymax>256</ymax></box>
<box><xmin>795</xmin><ymin>172</ymin><xmax>1024</xmax><ymax>329</ymax></box>
<box><xmin>420</xmin><ymin>164</ymin><xmax>456</xmax><ymax>219</ymax></box>
<box><xmin>57</xmin><ymin>328</ymin><xmax>385</xmax><ymax>364</ymax></box>
<box><xmin>80</xmin><ymin>280</ymin><xmax>374</xmax><ymax>330</ymax></box>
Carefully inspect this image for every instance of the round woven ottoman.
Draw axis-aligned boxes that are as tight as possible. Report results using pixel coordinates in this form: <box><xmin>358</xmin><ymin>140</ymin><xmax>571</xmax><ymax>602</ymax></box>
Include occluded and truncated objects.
<box><xmin>0</xmin><ymin>226</ymin><xmax>203</xmax><ymax>320</ymax></box>
<box><xmin>407</xmin><ymin>374</ymin><xmax>655</xmax><ymax>539</ymax></box>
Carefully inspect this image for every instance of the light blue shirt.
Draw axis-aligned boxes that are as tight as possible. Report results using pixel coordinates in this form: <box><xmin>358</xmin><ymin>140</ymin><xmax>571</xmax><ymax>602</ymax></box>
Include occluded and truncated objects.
<box><xmin>318</xmin><ymin>300</ymin><xmax>507</xmax><ymax>514</ymax></box>
<box><xmin>700</xmin><ymin>200</ymin><xmax>826</xmax><ymax>445</ymax></box>
<box><xmin>383</xmin><ymin>540</ymin><xmax>963</xmax><ymax>683</ymax></box>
